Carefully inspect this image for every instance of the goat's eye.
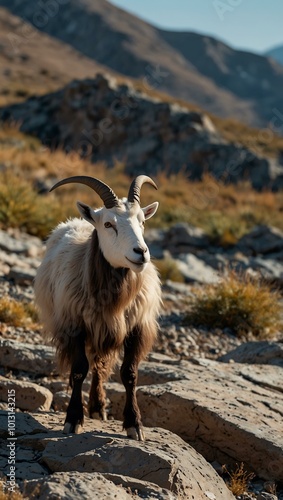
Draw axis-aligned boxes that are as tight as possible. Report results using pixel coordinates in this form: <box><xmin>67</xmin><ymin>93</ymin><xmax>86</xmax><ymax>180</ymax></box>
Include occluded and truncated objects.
<box><xmin>104</xmin><ymin>222</ymin><xmax>112</xmax><ymax>228</ymax></box>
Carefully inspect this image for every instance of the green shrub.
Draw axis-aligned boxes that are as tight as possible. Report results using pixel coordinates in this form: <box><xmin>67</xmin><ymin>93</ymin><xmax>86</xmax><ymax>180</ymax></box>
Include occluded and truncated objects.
<box><xmin>183</xmin><ymin>271</ymin><xmax>282</xmax><ymax>338</ymax></box>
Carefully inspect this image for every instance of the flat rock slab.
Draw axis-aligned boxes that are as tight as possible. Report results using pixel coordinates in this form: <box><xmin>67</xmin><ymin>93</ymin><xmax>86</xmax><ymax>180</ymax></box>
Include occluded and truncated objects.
<box><xmin>0</xmin><ymin>230</ymin><xmax>30</xmax><ymax>254</ymax></box>
<box><xmin>107</xmin><ymin>359</ymin><xmax>283</xmax><ymax>482</ymax></box>
<box><xmin>0</xmin><ymin>410</ymin><xmax>49</xmax><ymax>438</ymax></box>
<box><xmin>23</xmin><ymin>471</ymin><xmax>176</xmax><ymax>500</ymax></box>
<box><xmin>175</xmin><ymin>253</ymin><xmax>219</xmax><ymax>284</ymax></box>
<box><xmin>8</xmin><ymin>266</ymin><xmax>37</xmax><ymax>285</ymax></box>
<box><xmin>219</xmin><ymin>341</ymin><xmax>283</xmax><ymax>367</ymax></box>
<box><xmin>0</xmin><ymin>411</ymin><xmax>233</xmax><ymax>500</ymax></box>
<box><xmin>0</xmin><ymin>339</ymin><xmax>57</xmax><ymax>375</ymax></box>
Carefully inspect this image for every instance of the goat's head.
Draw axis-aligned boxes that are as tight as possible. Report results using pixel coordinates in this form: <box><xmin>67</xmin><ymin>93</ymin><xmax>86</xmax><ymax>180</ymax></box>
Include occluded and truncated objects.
<box><xmin>50</xmin><ymin>175</ymin><xmax>159</xmax><ymax>272</ymax></box>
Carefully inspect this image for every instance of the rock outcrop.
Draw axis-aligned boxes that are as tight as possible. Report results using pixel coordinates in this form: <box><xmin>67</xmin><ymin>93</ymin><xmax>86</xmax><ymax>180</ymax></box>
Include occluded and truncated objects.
<box><xmin>107</xmin><ymin>358</ymin><xmax>283</xmax><ymax>482</ymax></box>
<box><xmin>1</xmin><ymin>74</ymin><xmax>283</xmax><ymax>190</ymax></box>
<box><xmin>0</xmin><ymin>412</ymin><xmax>234</xmax><ymax>499</ymax></box>
<box><xmin>2</xmin><ymin>0</ymin><xmax>283</xmax><ymax>129</ymax></box>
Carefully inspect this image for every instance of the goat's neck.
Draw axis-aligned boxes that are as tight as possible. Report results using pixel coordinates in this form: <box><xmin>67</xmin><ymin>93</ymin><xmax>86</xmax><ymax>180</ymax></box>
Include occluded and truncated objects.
<box><xmin>88</xmin><ymin>230</ymin><xmax>140</xmax><ymax>313</ymax></box>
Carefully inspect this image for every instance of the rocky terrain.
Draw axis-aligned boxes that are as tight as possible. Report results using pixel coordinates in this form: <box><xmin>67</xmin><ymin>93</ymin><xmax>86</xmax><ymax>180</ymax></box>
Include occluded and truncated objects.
<box><xmin>0</xmin><ymin>225</ymin><xmax>283</xmax><ymax>499</ymax></box>
<box><xmin>2</xmin><ymin>0</ymin><xmax>283</xmax><ymax>127</ymax></box>
<box><xmin>148</xmin><ymin>223</ymin><xmax>283</xmax><ymax>287</ymax></box>
<box><xmin>1</xmin><ymin>74</ymin><xmax>283</xmax><ymax>190</ymax></box>
<box><xmin>0</xmin><ymin>2</ymin><xmax>282</xmax><ymax>498</ymax></box>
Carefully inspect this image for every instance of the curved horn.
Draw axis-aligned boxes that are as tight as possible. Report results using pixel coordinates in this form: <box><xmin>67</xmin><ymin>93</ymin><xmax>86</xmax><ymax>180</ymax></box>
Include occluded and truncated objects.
<box><xmin>50</xmin><ymin>176</ymin><xmax>119</xmax><ymax>209</ymax></box>
<box><xmin>128</xmin><ymin>175</ymin><xmax>158</xmax><ymax>205</ymax></box>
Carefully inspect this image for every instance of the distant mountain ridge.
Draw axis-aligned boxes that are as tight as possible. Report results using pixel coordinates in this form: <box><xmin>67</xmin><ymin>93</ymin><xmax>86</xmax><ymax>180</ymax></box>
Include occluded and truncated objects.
<box><xmin>266</xmin><ymin>45</ymin><xmax>283</xmax><ymax>66</ymax></box>
<box><xmin>1</xmin><ymin>0</ymin><xmax>283</xmax><ymax>128</ymax></box>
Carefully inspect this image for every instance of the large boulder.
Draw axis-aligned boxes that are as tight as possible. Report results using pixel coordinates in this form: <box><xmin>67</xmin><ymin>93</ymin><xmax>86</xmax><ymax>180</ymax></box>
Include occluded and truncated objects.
<box><xmin>23</xmin><ymin>472</ymin><xmax>175</xmax><ymax>500</ymax></box>
<box><xmin>163</xmin><ymin>223</ymin><xmax>210</xmax><ymax>254</ymax></box>
<box><xmin>236</xmin><ymin>225</ymin><xmax>283</xmax><ymax>255</ymax></box>
<box><xmin>107</xmin><ymin>358</ymin><xmax>283</xmax><ymax>481</ymax></box>
<box><xmin>0</xmin><ymin>411</ymin><xmax>233</xmax><ymax>500</ymax></box>
<box><xmin>1</xmin><ymin>74</ymin><xmax>283</xmax><ymax>189</ymax></box>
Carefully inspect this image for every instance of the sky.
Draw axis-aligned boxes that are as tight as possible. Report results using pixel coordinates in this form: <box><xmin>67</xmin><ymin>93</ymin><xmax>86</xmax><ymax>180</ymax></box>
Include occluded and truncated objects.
<box><xmin>109</xmin><ymin>0</ymin><xmax>283</xmax><ymax>54</ymax></box>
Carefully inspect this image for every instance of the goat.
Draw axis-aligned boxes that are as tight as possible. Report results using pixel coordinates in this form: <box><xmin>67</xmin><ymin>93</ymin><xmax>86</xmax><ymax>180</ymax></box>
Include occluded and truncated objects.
<box><xmin>34</xmin><ymin>175</ymin><xmax>162</xmax><ymax>440</ymax></box>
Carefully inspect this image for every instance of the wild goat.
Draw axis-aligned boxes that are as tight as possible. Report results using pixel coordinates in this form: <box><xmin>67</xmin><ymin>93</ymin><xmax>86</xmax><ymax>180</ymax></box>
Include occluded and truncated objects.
<box><xmin>34</xmin><ymin>175</ymin><xmax>161</xmax><ymax>440</ymax></box>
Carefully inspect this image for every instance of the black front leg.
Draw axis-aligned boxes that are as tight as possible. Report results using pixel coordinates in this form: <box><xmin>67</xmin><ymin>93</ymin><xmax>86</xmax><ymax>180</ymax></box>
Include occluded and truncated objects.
<box><xmin>120</xmin><ymin>326</ymin><xmax>144</xmax><ymax>441</ymax></box>
<box><xmin>63</xmin><ymin>332</ymin><xmax>89</xmax><ymax>434</ymax></box>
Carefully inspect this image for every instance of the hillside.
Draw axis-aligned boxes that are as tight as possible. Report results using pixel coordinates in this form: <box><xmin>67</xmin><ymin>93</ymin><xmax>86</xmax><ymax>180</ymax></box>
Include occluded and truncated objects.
<box><xmin>1</xmin><ymin>74</ymin><xmax>283</xmax><ymax>191</ymax></box>
<box><xmin>159</xmin><ymin>30</ymin><xmax>283</xmax><ymax>127</ymax></box>
<box><xmin>0</xmin><ymin>7</ymin><xmax>105</xmax><ymax>106</ymax></box>
<box><xmin>1</xmin><ymin>0</ymin><xmax>281</xmax><ymax>127</ymax></box>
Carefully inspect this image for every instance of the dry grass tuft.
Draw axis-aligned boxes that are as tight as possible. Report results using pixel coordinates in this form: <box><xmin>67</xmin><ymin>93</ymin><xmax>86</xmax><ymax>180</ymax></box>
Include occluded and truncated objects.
<box><xmin>151</xmin><ymin>172</ymin><xmax>283</xmax><ymax>241</ymax></box>
<box><xmin>0</xmin><ymin>297</ymin><xmax>38</xmax><ymax>328</ymax></box>
<box><xmin>223</xmin><ymin>463</ymin><xmax>255</xmax><ymax>496</ymax></box>
<box><xmin>183</xmin><ymin>270</ymin><xmax>283</xmax><ymax>338</ymax></box>
<box><xmin>0</xmin><ymin>481</ymin><xmax>24</xmax><ymax>500</ymax></box>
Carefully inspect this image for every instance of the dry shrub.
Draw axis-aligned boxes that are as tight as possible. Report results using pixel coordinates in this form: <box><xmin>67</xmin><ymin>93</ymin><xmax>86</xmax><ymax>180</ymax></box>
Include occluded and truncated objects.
<box><xmin>0</xmin><ymin>297</ymin><xmax>38</xmax><ymax>328</ymax></box>
<box><xmin>0</xmin><ymin>484</ymin><xmax>24</xmax><ymax>500</ymax></box>
<box><xmin>154</xmin><ymin>257</ymin><xmax>184</xmax><ymax>283</ymax></box>
<box><xmin>199</xmin><ymin>212</ymin><xmax>246</xmax><ymax>247</ymax></box>
<box><xmin>152</xmin><ymin>172</ymin><xmax>283</xmax><ymax>242</ymax></box>
<box><xmin>0</xmin><ymin>479</ymin><xmax>41</xmax><ymax>500</ymax></box>
<box><xmin>184</xmin><ymin>270</ymin><xmax>282</xmax><ymax>338</ymax></box>
<box><xmin>212</xmin><ymin>116</ymin><xmax>283</xmax><ymax>157</ymax></box>
<box><xmin>0</xmin><ymin>125</ymin><xmax>283</xmax><ymax>242</ymax></box>
<box><xmin>223</xmin><ymin>463</ymin><xmax>255</xmax><ymax>496</ymax></box>
<box><xmin>22</xmin><ymin>302</ymin><xmax>39</xmax><ymax>324</ymax></box>
<box><xmin>0</xmin><ymin>171</ymin><xmax>65</xmax><ymax>238</ymax></box>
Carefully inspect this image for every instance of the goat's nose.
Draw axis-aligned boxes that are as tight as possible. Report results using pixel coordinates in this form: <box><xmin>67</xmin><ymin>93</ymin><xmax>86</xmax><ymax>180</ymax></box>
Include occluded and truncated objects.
<box><xmin>133</xmin><ymin>247</ymin><xmax>147</xmax><ymax>255</ymax></box>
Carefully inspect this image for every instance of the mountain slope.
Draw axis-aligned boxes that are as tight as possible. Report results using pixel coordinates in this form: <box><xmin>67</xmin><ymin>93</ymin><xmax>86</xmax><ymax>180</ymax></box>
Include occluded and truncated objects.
<box><xmin>159</xmin><ymin>30</ymin><xmax>283</xmax><ymax>127</ymax></box>
<box><xmin>1</xmin><ymin>0</ymin><xmax>283</xmax><ymax>128</ymax></box>
<box><xmin>0</xmin><ymin>0</ymin><xmax>258</xmax><ymax>125</ymax></box>
<box><xmin>159</xmin><ymin>30</ymin><xmax>283</xmax><ymax>100</ymax></box>
<box><xmin>0</xmin><ymin>7</ymin><xmax>105</xmax><ymax>105</ymax></box>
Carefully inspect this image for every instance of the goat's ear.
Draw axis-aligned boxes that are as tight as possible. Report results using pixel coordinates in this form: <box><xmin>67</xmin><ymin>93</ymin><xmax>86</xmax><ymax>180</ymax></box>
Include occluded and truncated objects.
<box><xmin>142</xmin><ymin>202</ymin><xmax>159</xmax><ymax>220</ymax></box>
<box><xmin>77</xmin><ymin>201</ymin><xmax>100</xmax><ymax>225</ymax></box>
